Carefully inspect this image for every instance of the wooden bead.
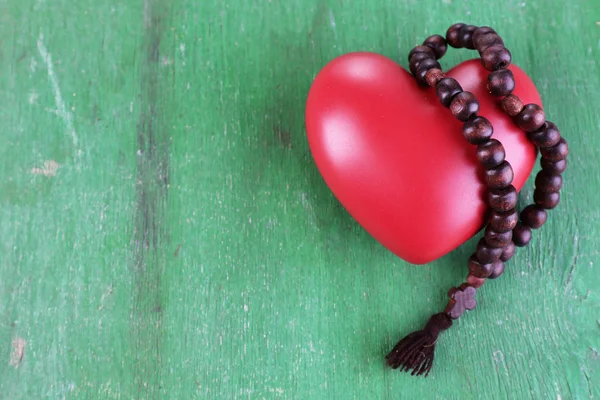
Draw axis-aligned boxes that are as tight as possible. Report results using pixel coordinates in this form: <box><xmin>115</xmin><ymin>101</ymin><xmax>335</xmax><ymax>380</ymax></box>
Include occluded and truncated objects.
<box><xmin>541</xmin><ymin>157</ymin><xmax>567</xmax><ymax>174</ymax></box>
<box><xmin>415</xmin><ymin>59</ymin><xmax>442</xmax><ymax>86</ymax></box>
<box><xmin>474</xmin><ymin>33</ymin><xmax>504</xmax><ymax>53</ymax></box>
<box><xmin>488</xmin><ymin>186</ymin><xmax>518</xmax><ymax>212</ymax></box>
<box><xmin>489</xmin><ymin>208</ymin><xmax>518</xmax><ymax>233</ymax></box>
<box><xmin>409</xmin><ymin>52</ymin><xmax>433</xmax><ymax>75</ymax></box>
<box><xmin>436</xmin><ymin>78</ymin><xmax>463</xmax><ymax>107</ymax></box>
<box><xmin>481</xmin><ymin>45</ymin><xmax>511</xmax><ymax>71</ymax></box>
<box><xmin>487</xmin><ymin>69</ymin><xmax>515</xmax><ymax>97</ymax></box>
<box><xmin>512</xmin><ymin>222</ymin><xmax>532</xmax><ymax>247</ymax></box>
<box><xmin>527</xmin><ymin>121</ymin><xmax>561</xmax><ymax>149</ymax></box>
<box><xmin>463</xmin><ymin>116</ymin><xmax>493</xmax><ymax>144</ymax></box>
<box><xmin>485</xmin><ymin>226</ymin><xmax>513</xmax><ymax>248</ymax></box>
<box><xmin>468</xmin><ymin>255</ymin><xmax>494</xmax><ymax>278</ymax></box>
<box><xmin>446</xmin><ymin>23</ymin><xmax>466</xmax><ymax>48</ymax></box>
<box><xmin>520</xmin><ymin>205</ymin><xmax>548</xmax><ymax>229</ymax></box>
<box><xmin>534</xmin><ymin>190</ymin><xmax>560</xmax><ymax>209</ymax></box>
<box><xmin>466</xmin><ymin>274</ymin><xmax>486</xmax><ymax>288</ymax></box>
<box><xmin>450</xmin><ymin>91</ymin><xmax>479</xmax><ymax>121</ymax></box>
<box><xmin>477</xmin><ymin>139</ymin><xmax>505</xmax><ymax>168</ymax></box>
<box><xmin>471</xmin><ymin>27</ymin><xmax>496</xmax><ymax>47</ymax></box>
<box><xmin>425</xmin><ymin>68</ymin><xmax>445</xmax><ymax>87</ymax></box>
<box><xmin>423</xmin><ymin>34</ymin><xmax>447</xmax><ymax>59</ymax></box>
<box><xmin>458</xmin><ymin>25</ymin><xmax>478</xmax><ymax>49</ymax></box>
<box><xmin>515</xmin><ymin>104</ymin><xmax>546</xmax><ymax>132</ymax></box>
<box><xmin>500</xmin><ymin>94</ymin><xmax>524</xmax><ymax>117</ymax></box>
<box><xmin>500</xmin><ymin>242</ymin><xmax>515</xmax><ymax>262</ymax></box>
<box><xmin>488</xmin><ymin>260</ymin><xmax>505</xmax><ymax>279</ymax></box>
<box><xmin>475</xmin><ymin>238</ymin><xmax>503</xmax><ymax>263</ymax></box>
<box><xmin>540</xmin><ymin>138</ymin><xmax>569</xmax><ymax>161</ymax></box>
<box><xmin>408</xmin><ymin>45</ymin><xmax>435</xmax><ymax>62</ymax></box>
<box><xmin>485</xmin><ymin>161</ymin><xmax>514</xmax><ymax>189</ymax></box>
<box><xmin>535</xmin><ymin>170</ymin><xmax>563</xmax><ymax>193</ymax></box>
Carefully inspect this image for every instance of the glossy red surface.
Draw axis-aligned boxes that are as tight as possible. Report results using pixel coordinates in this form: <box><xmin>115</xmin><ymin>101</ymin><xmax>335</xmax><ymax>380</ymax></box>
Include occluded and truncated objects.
<box><xmin>306</xmin><ymin>53</ymin><xmax>538</xmax><ymax>264</ymax></box>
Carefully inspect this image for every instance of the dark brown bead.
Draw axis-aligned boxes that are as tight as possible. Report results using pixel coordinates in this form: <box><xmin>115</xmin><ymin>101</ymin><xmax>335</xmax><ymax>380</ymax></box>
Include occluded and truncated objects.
<box><xmin>500</xmin><ymin>242</ymin><xmax>515</xmax><ymax>262</ymax></box>
<box><xmin>446</xmin><ymin>23</ymin><xmax>466</xmax><ymax>48</ymax></box>
<box><xmin>463</xmin><ymin>116</ymin><xmax>493</xmax><ymax>144</ymax></box>
<box><xmin>527</xmin><ymin>121</ymin><xmax>561</xmax><ymax>149</ymax></box>
<box><xmin>535</xmin><ymin>170</ymin><xmax>563</xmax><ymax>193</ymax></box>
<box><xmin>512</xmin><ymin>222</ymin><xmax>532</xmax><ymax>247</ymax></box>
<box><xmin>468</xmin><ymin>255</ymin><xmax>493</xmax><ymax>278</ymax></box>
<box><xmin>458</xmin><ymin>25</ymin><xmax>477</xmax><ymax>49</ymax></box>
<box><xmin>487</xmin><ymin>69</ymin><xmax>515</xmax><ymax>97</ymax></box>
<box><xmin>534</xmin><ymin>190</ymin><xmax>560</xmax><ymax>209</ymax></box>
<box><xmin>475</xmin><ymin>238</ymin><xmax>503</xmax><ymax>263</ymax></box>
<box><xmin>466</xmin><ymin>274</ymin><xmax>486</xmax><ymax>288</ymax></box>
<box><xmin>485</xmin><ymin>161</ymin><xmax>514</xmax><ymax>189</ymax></box>
<box><xmin>436</xmin><ymin>78</ymin><xmax>463</xmax><ymax>107</ymax></box>
<box><xmin>541</xmin><ymin>157</ymin><xmax>567</xmax><ymax>174</ymax></box>
<box><xmin>488</xmin><ymin>260</ymin><xmax>505</xmax><ymax>279</ymax></box>
<box><xmin>500</xmin><ymin>94</ymin><xmax>524</xmax><ymax>117</ymax></box>
<box><xmin>471</xmin><ymin>27</ymin><xmax>496</xmax><ymax>47</ymax></box>
<box><xmin>409</xmin><ymin>52</ymin><xmax>433</xmax><ymax>75</ymax></box>
<box><xmin>423</xmin><ymin>34</ymin><xmax>447</xmax><ymax>59</ymax></box>
<box><xmin>450</xmin><ymin>91</ymin><xmax>479</xmax><ymax>121</ymax></box>
<box><xmin>415</xmin><ymin>59</ymin><xmax>442</xmax><ymax>86</ymax></box>
<box><xmin>515</xmin><ymin>104</ymin><xmax>546</xmax><ymax>132</ymax></box>
<box><xmin>488</xmin><ymin>186</ymin><xmax>518</xmax><ymax>212</ymax></box>
<box><xmin>475</xmin><ymin>33</ymin><xmax>504</xmax><ymax>53</ymax></box>
<box><xmin>520</xmin><ymin>204</ymin><xmax>548</xmax><ymax>229</ymax></box>
<box><xmin>489</xmin><ymin>209</ymin><xmax>518</xmax><ymax>233</ymax></box>
<box><xmin>410</xmin><ymin>56</ymin><xmax>439</xmax><ymax>78</ymax></box>
<box><xmin>481</xmin><ymin>45</ymin><xmax>511</xmax><ymax>71</ymax></box>
<box><xmin>540</xmin><ymin>138</ymin><xmax>569</xmax><ymax>161</ymax></box>
<box><xmin>408</xmin><ymin>45</ymin><xmax>435</xmax><ymax>62</ymax></box>
<box><xmin>477</xmin><ymin>139</ymin><xmax>505</xmax><ymax>168</ymax></box>
<box><xmin>485</xmin><ymin>226</ymin><xmax>513</xmax><ymax>248</ymax></box>
<box><xmin>425</xmin><ymin>68</ymin><xmax>445</xmax><ymax>87</ymax></box>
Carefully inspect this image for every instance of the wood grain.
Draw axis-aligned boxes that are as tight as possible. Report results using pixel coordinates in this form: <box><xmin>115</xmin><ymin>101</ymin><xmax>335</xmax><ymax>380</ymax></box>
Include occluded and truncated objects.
<box><xmin>1</xmin><ymin>0</ymin><xmax>599</xmax><ymax>398</ymax></box>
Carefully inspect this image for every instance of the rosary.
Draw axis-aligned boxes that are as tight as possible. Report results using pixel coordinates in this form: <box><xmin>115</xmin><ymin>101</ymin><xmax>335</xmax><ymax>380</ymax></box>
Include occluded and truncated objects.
<box><xmin>384</xmin><ymin>23</ymin><xmax>569</xmax><ymax>376</ymax></box>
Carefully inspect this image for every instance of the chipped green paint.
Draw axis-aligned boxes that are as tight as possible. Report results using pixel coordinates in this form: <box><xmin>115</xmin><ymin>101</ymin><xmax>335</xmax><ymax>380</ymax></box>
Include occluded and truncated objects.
<box><xmin>1</xmin><ymin>0</ymin><xmax>599</xmax><ymax>398</ymax></box>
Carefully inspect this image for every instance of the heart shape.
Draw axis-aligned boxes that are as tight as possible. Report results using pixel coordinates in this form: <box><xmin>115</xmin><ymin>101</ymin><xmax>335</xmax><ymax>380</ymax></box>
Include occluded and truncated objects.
<box><xmin>306</xmin><ymin>52</ymin><xmax>539</xmax><ymax>264</ymax></box>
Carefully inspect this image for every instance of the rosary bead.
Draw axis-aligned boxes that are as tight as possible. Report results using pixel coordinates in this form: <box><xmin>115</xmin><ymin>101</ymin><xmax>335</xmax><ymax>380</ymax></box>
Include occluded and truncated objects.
<box><xmin>540</xmin><ymin>138</ymin><xmax>569</xmax><ymax>161</ymax></box>
<box><xmin>515</xmin><ymin>104</ymin><xmax>546</xmax><ymax>132</ymax></box>
<box><xmin>535</xmin><ymin>170</ymin><xmax>563</xmax><ymax>193</ymax></box>
<box><xmin>489</xmin><ymin>208</ymin><xmax>518</xmax><ymax>233</ymax></box>
<box><xmin>487</xmin><ymin>69</ymin><xmax>515</xmax><ymax>97</ymax></box>
<box><xmin>450</xmin><ymin>91</ymin><xmax>480</xmax><ymax>121</ymax></box>
<box><xmin>436</xmin><ymin>78</ymin><xmax>463</xmax><ymax>107</ymax></box>
<box><xmin>446</xmin><ymin>23</ymin><xmax>466</xmax><ymax>48</ymax></box>
<box><xmin>488</xmin><ymin>186</ymin><xmax>518</xmax><ymax>212</ymax></box>
<box><xmin>423</xmin><ymin>34</ymin><xmax>448</xmax><ymax>59</ymax></box>
<box><xmin>463</xmin><ymin>116</ymin><xmax>493</xmax><ymax>144</ymax></box>
<box><xmin>476</xmin><ymin>238</ymin><xmax>503</xmax><ymax>263</ymax></box>
<box><xmin>500</xmin><ymin>94</ymin><xmax>524</xmax><ymax>117</ymax></box>
<box><xmin>415</xmin><ymin>59</ymin><xmax>442</xmax><ymax>86</ymax></box>
<box><xmin>534</xmin><ymin>190</ymin><xmax>560</xmax><ymax>210</ymax></box>
<box><xmin>408</xmin><ymin>45</ymin><xmax>435</xmax><ymax>62</ymax></box>
<box><xmin>409</xmin><ymin>53</ymin><xmax>437</xmax><ymax>75</ymax></box>
<box><xmin>471</xmin><ymin>26</ymin><xmax>496</xmax><ymax>47</ymax></box>
<box><xmin>485</xmin><ymin>161</ymin><xmax>514</xmax><ymax>189</ymax></box>
<box><xmin>458</xmin><ymin>25</ymin><xmax>478</xmax><ymax>49</ymax></box>
<box><xmin>425</xmin><ymin>68</ymin><xmax>445</xmax><ymax>87</ymax></box>
<box><xmin>500</xmin><ymin>242</ymin><xmax>515</xmax><ymax>262</ymax></box>
<box><xmin>484</xmin><ymin>226</ymin><xmax>513</xmax><ymax>248</ymax></box>
<box><xmin>468</xmin><ymin>255</ymin><xmax>493</xmax><ymax>278</ymax></box>
<box><xmin>474</xmin><ymin>33</ymin><xmax>504</xmax><ymax>53</ymax></box>
<box><xmin>488</xmin><ymin>260</ymin><xmax>505</xmax><ymax>279</ymax></box>
<box><xmin>481</xmin><ymin>45</ymin><xmax>511</xmax><ymax>71</ymax></box>
<box><xmin>541</xmin><ymin>158</ymin><xmax>567</xmax><ymax>175</ymax></box>
<box><xmin>512</xmin><ymin>222</ymin><xmax>532</xmax><ymax>247</ymax></box>
<box><xmin>477</xmin><ymin>139</ymin><xmax>505</xmax><ymax>168</ymax></box>
<box><xmin>466</xmin><ymin>274</ymin><xmax>486</xmax><ymax>288</ymax></box>
<box><xmin>520</xmin><ymin>204</ymin><xmax>548</xmax><ymax>229</ymax></box>
<box><xmin>527</xmin><ymin>121</ymin><xmax>561</xmax><ymax>149</ymax></box>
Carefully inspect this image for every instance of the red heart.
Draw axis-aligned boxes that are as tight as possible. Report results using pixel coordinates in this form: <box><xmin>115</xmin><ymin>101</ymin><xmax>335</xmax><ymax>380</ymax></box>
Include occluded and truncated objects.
<box><xmin>306</xmin><ymin>53</ymin><xmax>538</xmax><ymax>264</ymax></box>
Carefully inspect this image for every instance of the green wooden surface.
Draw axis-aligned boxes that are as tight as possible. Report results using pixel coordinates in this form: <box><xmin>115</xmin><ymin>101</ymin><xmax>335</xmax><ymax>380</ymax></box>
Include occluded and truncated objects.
<box><xmin>1</xmin><ymin>0</ymin><xmax>599</xmax><ymax>398</ymax></box>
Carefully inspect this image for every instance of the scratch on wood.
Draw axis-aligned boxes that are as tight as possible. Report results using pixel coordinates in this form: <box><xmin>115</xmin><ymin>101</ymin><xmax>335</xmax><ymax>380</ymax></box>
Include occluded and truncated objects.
<box><xmin>30</xmin><ymin>160</ymin><xmax>60</xmax><ymax>177</ymax></box>
<box><xmin>174</xmin><ymin>244</ymin><xmax>181</xmax><ymax>257</ymax></box>
<box><xmin>563</xmin><ymin>233</ymin><xmax>580</xmax><ymax>295</ymax></box>
<box><xmin>9</xmin><ymin>337</ymin><xmax>26</xmax><ymax>368</ymax></box>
